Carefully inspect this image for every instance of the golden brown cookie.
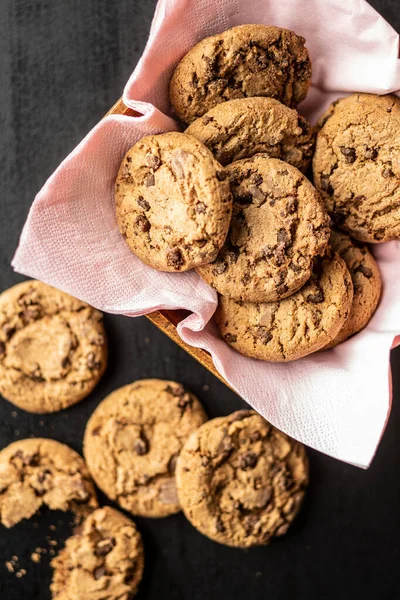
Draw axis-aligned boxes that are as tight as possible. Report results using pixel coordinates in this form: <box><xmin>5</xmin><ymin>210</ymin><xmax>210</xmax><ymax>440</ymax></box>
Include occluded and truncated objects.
<box><xmin>324</xmin><ymin>230</ymin><xmax>381</xmax><ymax>348</ymax></box>
<box><xmin>51</xmin><ymin>506</ymin><xmax>144</xmax><ymax>600</ymax></box>
<box><xmin>115</xmin><ymin>132</ymin><xmax>232</xmax><ymax>272</ymax></box>
<box><xmin>84</xmin><ymin>379</ymin><xmax>208</xmax><ymax>518</ymax></box>
<box><xmin>216</xmin><ymin>251</ymin><xmax>354</xmax><ymax>362</ymax></box>
<box><xmin>0</xmin><ymin>280</ymin><xmax>107</xmax><ymax>414</ymax></box>
<box><xmin>170</xmin><ymin>24</ymin><xmax>312</xmax><ymax>123</ymax></box>
<box><xmin>197</xmin><ymin>157</ymin><xmax>330</xmax><ymax>303</ymax></box>
<box><xmin>0</xmin><ymin>438</ymin><xmax>98</xmax><ymax>528</ymax></box>
<box><xmin>185</xmin><ymin>97</ymin><xmax>315</xmax><ymax>171</ymax></box>
<box><xmin>313</xmin><ymin>93</ymin><xmax>400</xmax><ymax>243</ymax></box>
<box><xmin>176</xmin><ymin>410</ymin><xmax>309</xmax><ymax>548</ymax></box>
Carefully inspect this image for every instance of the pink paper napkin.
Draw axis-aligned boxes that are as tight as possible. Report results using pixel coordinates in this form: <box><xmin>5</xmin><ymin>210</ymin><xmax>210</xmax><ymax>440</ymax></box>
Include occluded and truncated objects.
<box><xmin>12</xmin><ymin>0</ymin><xmax>400</xmax><ymax>467</ymax></box>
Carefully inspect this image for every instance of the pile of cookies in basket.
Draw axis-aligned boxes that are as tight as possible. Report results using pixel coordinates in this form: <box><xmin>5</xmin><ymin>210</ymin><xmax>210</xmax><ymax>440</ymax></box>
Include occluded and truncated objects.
<box><xmin>1</xmin><ymin>21</ymin><xmax>400</xmax><ymax>599</ymax></box>
<box><xmin>0</xmin><ymin>284</ymin><xmax>308</xmax><ymax>599</ymax></box>
<box><xmin>115</xmin><ymin>23</ymin><xmax>400</xmax><ymax>362</ymax></box>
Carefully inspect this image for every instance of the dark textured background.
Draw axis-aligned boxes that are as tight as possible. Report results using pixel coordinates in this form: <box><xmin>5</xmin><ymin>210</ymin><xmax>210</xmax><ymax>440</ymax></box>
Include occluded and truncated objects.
<box><xmin>0</xmin><ymin>1</ymin><xmax>400</xmax><ymax>598</ymax></box>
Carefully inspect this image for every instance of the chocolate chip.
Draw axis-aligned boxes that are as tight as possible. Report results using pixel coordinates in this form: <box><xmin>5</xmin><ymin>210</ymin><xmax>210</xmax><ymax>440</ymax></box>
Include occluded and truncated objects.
<box><xmin>133</xmin><ymin>437</ymin><xmax>148</xmax><ymax>455</ymax></box>
<box><xmin>276</xmin><ymin>283</ymin><xmax>289</xmax><ymax>296</ymax></box>
<box><xmin>244</xmin><ymin>514</ymin><xmax>259</xmax><ymax>534</ymax></box>
<box><xmin>238</xmin><ymin>451</ymin><xmax>258</xmax><ymax>470</ymax></box>
<box><xmin>252</xmin><ymin>174</ymin><xmax>263</xmax><ymax>186</ymax></box>
<box><xmin>249</xmin><ymin>185</ymin><xmax>265</xmax><ymax>203</ymax></box>
<box><xmin>137</xmin><ymin>197</ymin><xmax>150</xmax><ymax>211</ymax></box>
<box><xmin>354</xmin><ymin>264</ymin><xmax>373</xmax><ymax>278</ymax></box>
<box><xmin>168</xmin><ymin>454</ymin><xmax>179</xmax><ymax>473</ymax></box>
<box><xmin>91</xmin><ymin>426</ymin><xmax>101</xmax><ymax>436</ymax></box>
<box><xmin>320</xmin><ymin>174</ymin><xmax>333</xmax><ymax>194</ymax></box>
<box><xmin>277</xmin><ymin>228</ymin><xmax>291</xmax><ymax>248</ymax></box>
<box><xmin>340</xmin><ymin>147</ymin><xmax>356</xmax><ymax>163</ymax></box>
<box><xmin>61</xmin><ymin>357</ymin><xmax>70</xmax><ymax>369</ymax></box>
<box><xmin>145</xmin><ymin>154</ymin><xmax>161</xmax><ymax>170</ymax></box>
<box><xmin>135</xmin><ymin>215</ymin><xmax>151</xmax><ymax>233</ymax></box>
<box><xmin>234</xmin><ymin>192</ymin><xmax>253</xmax><ymax>205</ymax></box>
<box><xmin>166</xmin><ymin>248</ymin><xmax>184</xmax><ymax>270</ymax></box>
<box><xmin>178</xmin><ymin>393</ymin><xmax>193</xmax><ymax>410</ymax></box>
<box><xmin>86</xmin><ymin>352</ymin><xmax>101</xmax><ymax>370</ymax></box>
<box><xmin>22</xmin><ymin>306</ymin><xmax>41</xmax><ymax>322</ymax></box>
<box><xmin>2</xmin><ymin>323</ymin><xmax>15</xmax><ymax>339</ymax></box>
<box><xmin>286</xmin><ymin>197</ymin><xmax>298</xmax><ymax>214</ymax></box>
<box><xmin>212</xmin><ymin>261</ymin><xmax>227</xmax><ymax>276</ymax></box>
<box><xmin>275</xmin><ymin>523</ymin><xmax>290</xmax><ymax>536</ymax></box>
<box><xmin>382</xmin><ymin>168</ymin><xmax>394</xmax><ymax>178</ymax></box>
<box><xmin>94</xmin><ymin>566</ymin><xmax>106</xmax><ymax>580</ymax></box>
<box><xmin>144</xmin><ymin>173</ymin><xmax>155</xmax><ymax>187</ymax></box>
<box><xmin>255</xmin><ymin>327</ymin><xmax>272</xmax><ymax>345</ymax></box>
<box><xmin>195</xmin><ymin>203</ymin><xmax>206</xmax><ymax>214</ymax></box>
<box><xmin>202</xmin><ymin>115</ymin><xmax>214</xmax><ymax>125</ymax></box>
<box><xmin>307</xmin><ymin>290</ymin><xmax>324</xmax><ymax>304</ymax></box>
<box><xmin>364</xmin><ymin>148</ymin><xmax>378</xmax><ymax>160</ymax></box>
<box><xmin>95</xmin><ymin>539</ymin><xmax>115</xmax><ymax>557</ymax></box>
<box><xmin>166</xmin><ymin>384</ymin><xmax>185</xmax><ymax>397</ymax></box>
<box><xmin>201</xmin><ymin>456</ymin><xmax>209</xmax><ymax>467</ymax></box>
<box><xmin>215</xmin><ymin>517</ymin><xmax>225</xmax><ymax>533</ymax></box>
<box><xmin>170</xmin><ymin>149</ymin><xmax>191</xmax><ymax>179</ymax></box>
<box><xmin>224</xmin><ymin>333</ymin><xmax>237</xmax><ymax>343</ymax></box>
<box><xmin>0</xmin><ymin>341</ymin><xmax>5</xmax><ymax>358</ymax></box>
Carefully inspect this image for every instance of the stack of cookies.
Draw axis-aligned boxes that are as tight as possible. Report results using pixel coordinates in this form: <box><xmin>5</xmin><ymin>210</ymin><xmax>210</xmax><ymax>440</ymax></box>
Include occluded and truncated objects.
<box><xmin>115</xmin><ymin>23</ymin><xmax>392</xmax><ymax>362</ymax></box>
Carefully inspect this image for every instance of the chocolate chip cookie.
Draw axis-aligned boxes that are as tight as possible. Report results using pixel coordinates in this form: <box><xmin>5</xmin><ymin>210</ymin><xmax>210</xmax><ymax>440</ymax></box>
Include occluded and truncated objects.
<box><xmin>325</xmin><ymin>230</ymin><xmax>381</xmax><ymax>349</ymax></box>
<box><xmin>170</xmin><ymin>24</ymin><xmax>312</xmax><ymax>123</ymax></box>
<box><xmin>313</xmin><ymin>93</ymin><xmax>400</xmax><ymax>242</ymax></box>
<box><xmin>197</xmin><ymin>157</ymin><xmax>330</xmax><ymax>303</ymax></box>
<box><xmin>216</xmin><ymin>251</ymin><xmax>354</xmax><ymax>362</ymax></box>
<box><xmin>83</xmin><ymin>379</ymin><xmax>207</xmax><ymax>518</ymax></box>
<box><xmin>176</xmin><ymin>410</ymin><xmax>309</xmax><ymax>548</ymax></box>
<box><xmin>115</xmin><ymin>132</ymin><xmax>232</xmax><ymax>272</ymax></box>
<box><xmin>51</xmin><ymin>506</ymin><xmax>144</xmax><ymax>600</ymax></box>
<box><xmin>0</xmin><ymin>438</ymin><xmax>98</xmax><ymax>528</ymax></box>
<box><xmin>0</xmin><ymin>280</ymin><xmax>107</xmax><ymax>414</ymax></box>
<box><xmin>185</xmin><ymin>97</ymin><xmax>315</xmax><ymax>171</ymax></box>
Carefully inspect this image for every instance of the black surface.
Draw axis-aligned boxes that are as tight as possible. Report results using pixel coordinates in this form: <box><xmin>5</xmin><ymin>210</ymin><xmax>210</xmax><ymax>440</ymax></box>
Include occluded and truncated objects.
<box><xmin>0</xmin><ymin>1</ymin><xmax>400</xmax><ymax>598</ymax></box>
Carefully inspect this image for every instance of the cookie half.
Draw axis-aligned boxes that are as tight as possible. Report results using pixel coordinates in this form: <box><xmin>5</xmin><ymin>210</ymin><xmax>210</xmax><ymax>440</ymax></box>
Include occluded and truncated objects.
<box><xmin>313</xmin><ymin>93</ymin><xmax>400</xmax><ymax>243</ymax></box>
<box><xmin>170</xmin><ymin>24</ymin><xmax>312</xmax><ymax>123</ymax></box>
<box><xmin>115</xmin><ymin>132</ymin><xmax>232</xmax><ymax>272</ymax></box>
<box><xmin>324</xmin><ymin>230</ymin><xmax>381</xmax><ymax>348</ymax></box>
<box><xmin>84</xmin><ymin>379</ymin><xmax>207</xmax><ymax>518</ymax></box>
<box><xmin>216</xmin><ymin>251</ymin><xmax>353</xmax><ymax>362</ymax></box>
<box><xmin>186</xmin><ymin>97</ymin><xmax>315</xmax><ymax>171</ymax></box>
<box><xmin>0</xmin><ymin>280</ymin><xmax>107</xmax><ymax>414</ymax></box>
<box><xmin>51</xmin><ymin>506</ymin><xmax>144</xmax><ymax>600</ymax></box>
<box><xmin>176</xmin><ymin>410</ymin><xmax>309</xmax><ymax>548</ymax></box>
<box><xmin>0</xmin><ymin>438</ymin><xmax>98</xmax><ymax>528</ymax></box>
<box><xmin>197</xmin><ymin>157</ymin><xmax>330</xmax><ymax>303</ymax></box>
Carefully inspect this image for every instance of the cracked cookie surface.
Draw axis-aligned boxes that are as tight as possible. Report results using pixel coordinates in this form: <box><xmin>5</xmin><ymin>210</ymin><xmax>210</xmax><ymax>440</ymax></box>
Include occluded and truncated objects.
<box><xmin>51</xmin><ymin>506</ymin><xmax>144</xmax><ymax>600</ymax></box>
<box><xmin>83</xmin><ymin>379</ymin><xmax>208</xmax><ymax>518</ymax></box>
<box><xmin>0</xmin><ymin>438</ymin><xmax>98</xmax><ymax>528</ymax></box>
<box><xmin>185</xmin><ymin>97</ymin><xmax>315</xmax><ymax>171</ymax></box>
<box><xmin>176</xmin><ymin>410</ymin><xmax>309</xmax><ymax>548</ymax></box>
<box><xmin>0</xmin><ymin>280</ymin><xmax>107</xmax><ymax>413</ymax></box>
<box><xmin>324</xmin><ymin>230</ymin><xmax>381</xmax><ymax>349</ymax></box>
<box><xmin>170</xmin><ymin>24</ymin><xmax>312</xmax><ymax>123</ymax></box>
<box><xmin>216</xmin><ymin>251</ymin><xmax>353</xmax><ymax>362</ymax></box>
<box><xmin>313</xmin><ymin>93</ymin><xmax>400</xmax><ymax>242</ymax></box>
<box><xmin>197</xmin><ymin>157</ymin><xmax>330</xmax><ymax>303</ymax></box>
<box><xmin>115</xmin><ymin>132</ymin><xmax>232</xmax><ymax>272</ymax></box>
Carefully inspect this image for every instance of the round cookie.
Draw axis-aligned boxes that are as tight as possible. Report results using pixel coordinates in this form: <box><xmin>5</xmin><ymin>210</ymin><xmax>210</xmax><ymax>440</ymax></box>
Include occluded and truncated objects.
<box><xmin>176</xmin><ymin>410</ymin><xmax>309</xmax><ymax>548</ymax></box>
<box><xmin>324</xmin><ymin>230</ymin><xmax>381</xmax><ymax>349</ymax></box>
<box><xmin>216</xmin><ymin>251</ymin><xmax>354</xmax><ymax>362</ymax></box>
<box><xmin>51</xmin><ymin>506</ymin><xmax>144</xmax><ymax>600</ymax></box>
<box><xmin>0</xmin><ymin>280</ymin><xmax>107</xmax><ymax>414</ymax></box>
<box><xmin>197</xmin><ymin>157</ymin><xmax>330</xmax><ymax>303</ymax></box>
<box><xmin>83</xmin><ymin>379</ymin><xmax>208</xmax><ymax>518</ymax></box>
<box><xmin>185</xmin><ymin>97</ymin><xmax>315</xmax><ymax>171</ymax></box>
<box><xmin>170</xmin><ymin>24</ymin><xmax>312</xmax><ymax>123</ymax></box>
<box><xmin>313</xmin><ymin>93</ymin><xmax>400</xmax><ymax>243</ymax></box>
<box><xmin>115</xmin><ymin>132</ymin><xmax>232</xmax><ymax>272</ymax></box>
<box><xmin>0</xmin><ymin>438</ymin><xmax>98</xmax><ymax>528</ymax></box>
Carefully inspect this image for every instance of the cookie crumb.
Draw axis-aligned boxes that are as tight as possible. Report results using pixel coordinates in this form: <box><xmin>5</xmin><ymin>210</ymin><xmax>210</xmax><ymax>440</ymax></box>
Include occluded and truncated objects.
<box><xmin>31</xmin><ymin>552</ymin><xmax>41</xmax><ymax>564</ymax></box>
<box><xmin>11</xmin><ymin>411</ymin><xmax>17</xmax><ymax>418</ymax></box>
<box><xmin>5</xmin><ymin>561</ymin><xmax>15</xmax><ymax>573</ymax></box>
<box><xmin>16</xmin><ymin>569</ymin><xmax>26</xmax><ymax>578</ymax></box>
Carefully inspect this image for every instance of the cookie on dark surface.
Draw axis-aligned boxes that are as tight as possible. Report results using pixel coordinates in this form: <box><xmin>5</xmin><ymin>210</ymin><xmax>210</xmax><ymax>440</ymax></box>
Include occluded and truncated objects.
<box><xmin>197</xmin><ymin>157</ymin><xmax>330</xmax><ymax>303</ymax></box>
<box><xmin>115</xmin><ymin>132</ymin><xmax>232</xmax><ymax>272</ymax></box>
<box><xmin>0</xmin><ymin>280</ymin><xmax>107</xmax><ymax>414</ymax></box>
<box><xmin>0</xmin><ymin>438</ymin><xmax>98</xmax><ymax>528</ymax></box>
<box><xmin>176</xmin><ymin>410</ymin><xmax>309</xmax><ymax>548</ymax></box>
<box><xmin>216</xmin><ymin>251</ymin><xmax>354</xmax><ymax>362</ymax></box>
<box><xmin>83</xmin><ymin>379</ymin><xmax>208</xmax><ymax>518</ymax></box>
<box><xmin>170</xmin><ymin>24</ymin><xmax>312</xmax><ymax>123</ymax></box>
<box><xmin>324</xmin><ymin>230</ymin><xmax>381</xmax><ymax>349</ymax></box>
<box><xmin>313</xmin><ymin>93</ymin><xmax>400</xmax><ymax>243</ymax></box>
<box><xmin>185</xmin><ymin>97</ymin><xmax>315</xmax><ymax>171</ymax></box>
<box><xmin>51</xmin><ymin>506</ymin><xmax>144</xmax><ymax>600</ymax></box>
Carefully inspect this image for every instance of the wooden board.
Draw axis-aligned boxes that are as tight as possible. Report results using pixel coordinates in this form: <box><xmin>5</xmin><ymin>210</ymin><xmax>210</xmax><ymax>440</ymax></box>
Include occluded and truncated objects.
<box><xmin>105</xmin><ymin>99</ymin><xmax>233</xmax><ymax>390</ymax></box>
